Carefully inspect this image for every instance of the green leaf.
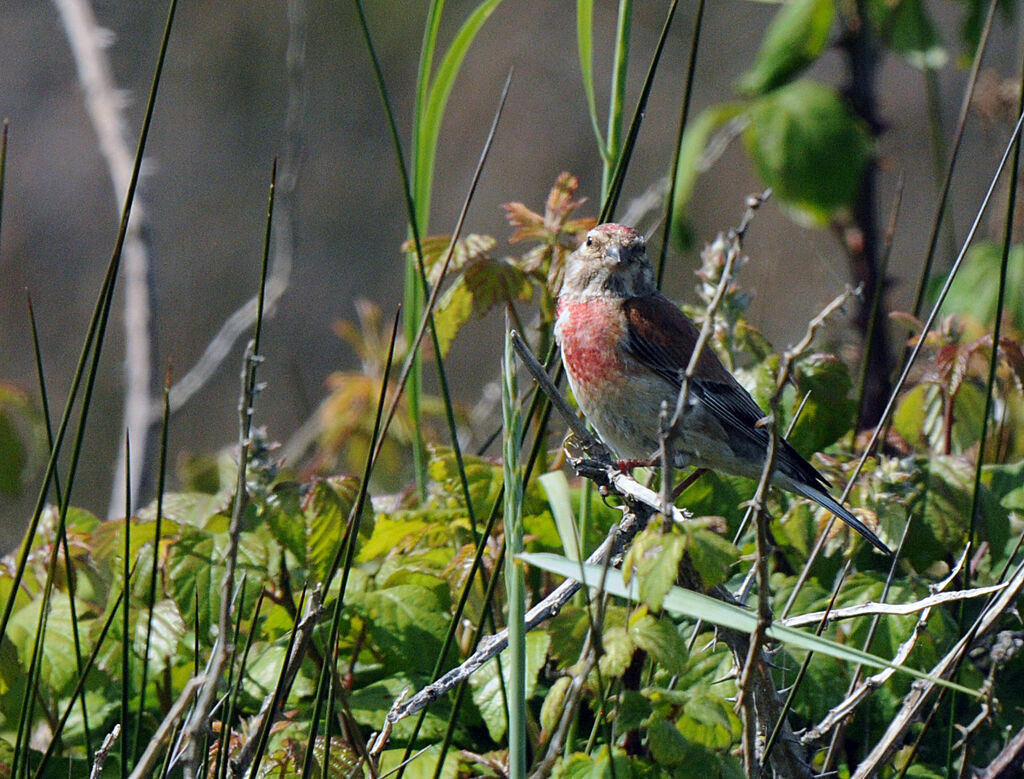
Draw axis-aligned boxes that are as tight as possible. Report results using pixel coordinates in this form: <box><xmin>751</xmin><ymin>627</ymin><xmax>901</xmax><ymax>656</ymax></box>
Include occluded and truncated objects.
<box><xmin>647</xmin><ymin>715</ymin><xmax>689</xmax><ymax>765</ymax></box>
<box><xmin>378</xmin><ymin>745</ymin><xmax>459</xmax><ymax>779</ymax></box>
<box><xmin>599</xmin><ymin>626</ymin><xmax>635</xmax><ymax>679</ymax></box>
<box><xmin>623</xmin><ymin>528</ymin><xmax>686</xmax><ymax>611</ymax></box>
<box><xmin>678</xmin><ymin>693</ymin><xmax>742</xmax><ymax>749</ymax></box>
<box><xmin>346</xmin><ymin>584</ymin><xmax>450</xmax><ymax>675</ymax></box>
<box><xmin>433</xmin><ymin>251</ymin><xmax>532</xmax><ymax>357</ymax></box>
<box><xmin>541</xmin><ymin>675</ymin><xmax>573</xmax><ymax>734</ymax></box>
<box><xmin>348</xmin><ymin>674</ymin><xmax>453</xmax><ymax>744</ymax></box>
<box><xmin>9</xmin><ymin>594</ymin><xmax>91</xmax><ymax>695</ymax></box>
<box><xmin>628</xmin><ymin>611</ymin><xmax>689</xmax><ymax>676</ymax></box>
<box><xmin>743</xmin><ymin>80</ymin><xmax>873</xmax><ymax>225</ymax></box>
<box><xmin>940</xmin><ymin>242</ymin><xmax>1024</xmax><ymax>331</ymax></box>
<box><xmin>134</xmin><ymin>598</ymin><xmax>186</xmax><ymax>677</ymax></box>
<box><xmin>415</xmin><ymin>0</ymin><xmax>504</xmax><ymax>227</ymax></box>
<box><xmin>786</xmin><ymin>353</ymin><xmax>856</xmax><ymax>454</ymax></box>
<box><xmin>736</xmin><ymin>0</ymin><xmax>835</xmax><ymax>96</ymax></box>
<box><xmin>469</xmin><ymin>631</ymin><xmax>550</xmax><ymax>741</ymax></box>
<box><xmin>671</xmin><ymin>103</ymin><xmax>747</xmax><ymax>237</ymax></box>
<box><xmin>683</xmin><ymin>527</ymin><xmax>738</xmax><ymax>590</ymax></box>
<box><xmin>869</xmin><ymin>0</ymin><xmax>947</xmax><ymax>70</ymax></box>
<box><xmin>519</xmin><ymin>552</ymin><xmax>980</xmax><ymax>696</ymax></box>
<box><xmin>553</xmin><ymin>746</ymin><xmax>634</xmax><ymax>779</ymax></box>
<box><xmin>306</xmin><ymin>476</ymin><xmax>362</xmax><ymax>583</ymax></box>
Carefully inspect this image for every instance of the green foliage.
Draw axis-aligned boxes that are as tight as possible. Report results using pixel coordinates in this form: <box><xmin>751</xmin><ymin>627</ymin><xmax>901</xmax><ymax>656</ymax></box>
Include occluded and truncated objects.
<box><xmin>4</xmin><ymin>2</ymin><xmax>1024</xmax><ymax>776</ymax></box>
<box><xmin>736</xmin><ymin>0</ymin><xmax>835</xmax><ymax>96</ymax></box>
<box><xmin>744</xmin><ymin>80</ymin><xmax>874</xmax><ymax>225</ymax></box>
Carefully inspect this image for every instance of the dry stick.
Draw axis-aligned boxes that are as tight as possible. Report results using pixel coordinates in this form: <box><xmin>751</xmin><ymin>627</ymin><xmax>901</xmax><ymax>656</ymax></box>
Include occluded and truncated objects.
<box><xmin>128</xmin><ymin>677</ymin><xmax>207</xmax><ymax>779</ymax></box>
<box><xmin>802</xmin><ymin>550</ymin><xmax>971</xmax><ymax>744</ymax></box>
<box><xmin>168</xmin><ymin>343</ymin><xmax>265</xmax><ymax>778</ymax></box>
<box><xmin>52</xmin><ymin>0</ymin><xmax>159</xmax><ymax>515</ymax></box>
<box><xmin>90</xmin><ymin>725</ymin><xmax>121</xmax><ymax>779</ymax></box>
<box><xmin>852</xmin><ymin>555</ymin><xmax>1024</xmax><ymax>778</ymax></box>
<box><xmin>229</xmin><ymin>588</ymin><xmax>325</xmax><ymax>777</ymax></box>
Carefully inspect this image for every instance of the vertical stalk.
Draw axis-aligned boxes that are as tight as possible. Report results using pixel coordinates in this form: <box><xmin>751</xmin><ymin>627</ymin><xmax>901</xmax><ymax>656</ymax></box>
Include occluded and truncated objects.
<box><xmin>602</xmin><ymin>0</ymin><xmax>632</xmax><ymax>200</ymax></box>
<box><xmin>502</xmin><ymin>320</ymin><xmax>526</xmax><ymax>776</ymax></box>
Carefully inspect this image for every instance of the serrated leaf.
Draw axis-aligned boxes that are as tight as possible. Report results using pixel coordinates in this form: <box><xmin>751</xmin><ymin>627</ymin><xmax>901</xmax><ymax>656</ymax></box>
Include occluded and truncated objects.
<box><xmin>433</xmin><ymin>254</ymin><xmax>532</xmax><ymax>357</ymax></box>
<box><xmin>378</xmin><ymin>745</ymin><xmax>459</xmax><ymax>779</ymax></box>
<box><xmin>346</xmin><ymin>584</ymin><xmax>450</xmax><ymax>675</ymax></box>
<box><xmin>540</xmin><ymin>675</ymin><xmax>573</xmax><ymax>734</ymax></box>
<box><xmin>787</xmin><ymin>353</ymin><xmax>856</xmax><ymax>454</ymax></box>
<box><xmin>737</xmin><ymin>0</ymin><xmax>835</xmax><ymax>96</ymax></box>
<box><xmin>9</xmin><ymin>594</ymin><xmax>90</xmax><ymax>695</ymax></box>
<box><xmin>647</xmin><ymin>715</ymin><xmax>689</xmax><ymax>765</ymax></box>
<box><xmin>683</xmin><ymin>528</ymin><xmax>738</xmax><ymax>590</ymax></box>
<box><xmin>599</xmin><ymin>626</ymin><xmax>635</xmax><ymax>679</ymax></box>
<box><xmin>744</xmin><ymin>80</ymin><xmax>873</xmax><ymax>225</ymax></box>
<box><xmin>469</xmin><ymin>631</ymin><xmax>550</xmax><ymax>741</ymax></box>
<box><xmin>679</xmin><ymin>693</ymin><xmax>742</xmax><ymax>749</ymax></box>
<box><xmin>307</xmin><ymin>476</ymin><xmax>362</xmax><ymax>583</ymax></box>
<box><xmin>628</xmin><ymin>611</ymin><xmax>689</xmax><ymax>676</ymax></box>
<box><xmin>134</xmin><ymin>598</ymin><xmax>186</xmax><ymax>677</ymax></box>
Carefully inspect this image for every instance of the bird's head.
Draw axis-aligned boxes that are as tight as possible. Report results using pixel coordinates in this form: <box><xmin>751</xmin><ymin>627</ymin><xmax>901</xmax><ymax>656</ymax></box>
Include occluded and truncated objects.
<box><xmin>561</xmin><ymin>223</ymin><xmax>655</xmax><ymax>299</ymax></box>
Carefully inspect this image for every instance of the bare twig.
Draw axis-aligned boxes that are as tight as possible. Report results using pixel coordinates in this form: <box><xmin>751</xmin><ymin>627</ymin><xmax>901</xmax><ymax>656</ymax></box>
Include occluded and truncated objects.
<box><xmin>52</xmin><ymin>0</ymin><xmax>159</xmax><ymax>516</ymax></box>
<box><xmin>852</xmin><ymin>555</ymin><xmax>1024</xmax><ymax>777</ymax></box>
<box><xmin>784</xmin><ymin>583</ymin><xmax>1005</xmax><ymax>628</ymax></box>
<box><xmin>128</xmin><ymin>676</ymin><xmax>206</xmax><ymax>779</ymax></box>
<box><xmin>89</xmin><ymin>724</ymin><xmax>121</xmax><ymax>779</ymax></box>
<box><xmin>173</xmin><ymin>342</ymin><xmax>264</xmax><ymax>777</ymax></box>
<box><xmin>802</xmin><ymin>551</ymin><xmax>969</xmax><ymax>744</ymax></box>
<box><xmin>229</xmin><ymin>587</ymin><xmax>325</xmax><ymax>777</ymax></box>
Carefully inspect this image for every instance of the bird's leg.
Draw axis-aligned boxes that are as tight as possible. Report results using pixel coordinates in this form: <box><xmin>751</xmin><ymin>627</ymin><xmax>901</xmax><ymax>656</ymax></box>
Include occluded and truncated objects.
<box><xmin>671</xmin><ymin>467</ymin><xmax>708</xmax><ymax>500</ymax></box>
<box><xmin>615</xmin><ymin>457</ymin><xmax>658</xmax><ymax>474</ymax></box>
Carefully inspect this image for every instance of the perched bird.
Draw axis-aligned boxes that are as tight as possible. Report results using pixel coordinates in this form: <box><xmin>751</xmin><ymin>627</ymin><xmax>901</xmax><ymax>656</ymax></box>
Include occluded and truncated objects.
<box><xmin>554</xmin><ymin>223</ymin><xmax>890</xmax><ymax>554</ymax></box>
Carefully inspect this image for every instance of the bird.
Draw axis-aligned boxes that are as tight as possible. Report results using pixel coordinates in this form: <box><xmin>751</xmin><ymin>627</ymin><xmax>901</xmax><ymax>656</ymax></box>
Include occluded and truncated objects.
<box><xmin>553</xmin><ymin>222</ymin><xmax>891</xmax><ymax>554</ymax></box>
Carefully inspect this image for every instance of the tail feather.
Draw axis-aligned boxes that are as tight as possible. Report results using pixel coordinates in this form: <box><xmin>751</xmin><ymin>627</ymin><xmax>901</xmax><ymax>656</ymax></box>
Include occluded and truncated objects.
<box><xmin>783</xmin><ymin>478</ymin><xmax>891</xmax><ymax>554</ymax></box>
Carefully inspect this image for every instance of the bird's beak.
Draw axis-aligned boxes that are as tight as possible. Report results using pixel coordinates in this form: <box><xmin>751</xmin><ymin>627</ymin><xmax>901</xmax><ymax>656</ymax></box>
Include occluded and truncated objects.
<box><xmin>605</xmin><ymin>245</ymin><xmax>624</xmax><ymax>265</ymax></box>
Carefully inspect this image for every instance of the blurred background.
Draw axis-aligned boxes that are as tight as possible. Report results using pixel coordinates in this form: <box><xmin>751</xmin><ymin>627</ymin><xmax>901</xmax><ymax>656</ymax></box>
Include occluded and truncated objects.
<box><xmin>0</xmin><ymin>0</ymin><xmax>1020</xmax><ymax>544</ymax></box>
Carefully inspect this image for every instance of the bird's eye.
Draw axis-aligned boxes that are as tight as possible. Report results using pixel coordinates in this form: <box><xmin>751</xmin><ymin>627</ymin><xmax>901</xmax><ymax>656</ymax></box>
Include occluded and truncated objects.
<box><xmin>585</xmin><ymin>236</ymin><xmax>594</xmax><ymax>248</ymax></box>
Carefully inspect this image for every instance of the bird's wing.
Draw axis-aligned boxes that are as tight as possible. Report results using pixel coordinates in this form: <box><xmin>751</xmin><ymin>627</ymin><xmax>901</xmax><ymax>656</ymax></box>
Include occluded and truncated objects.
<box><xmin>622</xmin><ymin>294</ymin><xmax>827</xmax><ymax>484</ymax></box>
<box><xmin>622</xmin><ymin>295</ymin><xmax>769</xmax><ymax>428</ymax></box>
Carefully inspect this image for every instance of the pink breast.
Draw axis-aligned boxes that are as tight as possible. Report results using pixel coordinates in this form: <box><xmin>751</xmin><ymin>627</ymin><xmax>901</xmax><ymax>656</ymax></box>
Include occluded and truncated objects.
<box><xmin>556</xmin><ymin>298</ymin><xmax>629</xmax><ymax>390</ymax></box>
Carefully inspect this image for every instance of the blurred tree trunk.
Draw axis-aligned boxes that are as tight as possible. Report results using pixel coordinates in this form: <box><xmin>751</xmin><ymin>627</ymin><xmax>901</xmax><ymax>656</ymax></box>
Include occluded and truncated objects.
<box><xmin>840</xmin><ymin>0</ymin><xmax>895</xmax><ymax>428</ymax></box>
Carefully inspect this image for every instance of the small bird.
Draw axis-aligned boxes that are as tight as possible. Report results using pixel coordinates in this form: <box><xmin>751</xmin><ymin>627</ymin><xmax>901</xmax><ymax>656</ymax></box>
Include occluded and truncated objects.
<box><xmin>554</xmin><ymin>223</ymin><xmax>890</xmax><ymax>554</ymax></box>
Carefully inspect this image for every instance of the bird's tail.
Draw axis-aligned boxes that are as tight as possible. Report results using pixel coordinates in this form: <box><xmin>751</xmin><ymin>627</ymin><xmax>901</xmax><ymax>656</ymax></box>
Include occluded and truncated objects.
<box><xmin>783</xmin><ymin>478</ymin><xmax>892</xmax><ymax>554</ymax></box>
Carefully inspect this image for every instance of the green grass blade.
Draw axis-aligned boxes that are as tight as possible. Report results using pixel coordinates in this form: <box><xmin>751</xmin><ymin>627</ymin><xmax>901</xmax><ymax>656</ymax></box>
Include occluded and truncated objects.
<box><xmin>576</xmin><ymin>0</ymin><xmax>606</xmax><ymax>156</ymax></box>
<box><xmin>601</xmin><ymin>0</ymin><xmax>632</xmax><ymax>199</ymax></box>
<box><xmin>416</xmin><ymin>0</ymin><xmax>503</xmax><ymax>226</ymax></box>
<box><xmin>520</xmin><ymin>552</ymin><xmax>981</xmax><ymax>697</ymax></box>
<box><xmin>412</xmin><ymin>0</ymin><xmax>446</xmax><ymax>227</ymax></box>
<box><xmin>600</xmin><ymin>0</ymin><xmax>678</xmax><ymax>223</ymax></box>
<box><xmin>0</xmin><ymin>0</ymin><xmax>178</xmax><ymax>653</ymax></box>
<box><xmin>539</xmin><ymin>471</ymin><xmax>581</xmax><ymax>562</ymax></box>
<box><xmin>502</xmin><ymin>324</ymin><xmax>527</xmax><ymax>777</ymax></box>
